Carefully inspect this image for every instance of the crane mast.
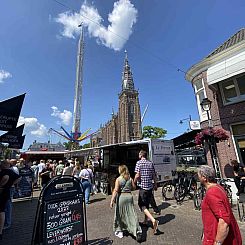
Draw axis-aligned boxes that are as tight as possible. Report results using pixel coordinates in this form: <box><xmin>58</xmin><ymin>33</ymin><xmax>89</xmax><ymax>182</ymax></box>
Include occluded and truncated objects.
<box><xmin>72</xmin><ymin>25</ymin><xmax>84</xmax><ymax>139</ymax></box>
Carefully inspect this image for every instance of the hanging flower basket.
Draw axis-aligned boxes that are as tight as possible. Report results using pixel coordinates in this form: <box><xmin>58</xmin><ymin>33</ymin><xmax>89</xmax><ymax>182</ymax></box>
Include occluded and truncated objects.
<box><xmin>195</xmin><ymin>128</ymin><xmax>229</xmax><ymax>145</ymax></box>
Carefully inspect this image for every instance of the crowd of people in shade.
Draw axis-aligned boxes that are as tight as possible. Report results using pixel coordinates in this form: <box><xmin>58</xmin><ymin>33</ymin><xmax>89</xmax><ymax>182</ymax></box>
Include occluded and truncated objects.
<box><xmin>0</xmin><ymin>157</ymin><xmax>95</xmax><ymax>240</ymax></box>
<box><xmin>31</xmin><ymin>158</ymin><xmax>95</xmax><ymax>204</ymax></box>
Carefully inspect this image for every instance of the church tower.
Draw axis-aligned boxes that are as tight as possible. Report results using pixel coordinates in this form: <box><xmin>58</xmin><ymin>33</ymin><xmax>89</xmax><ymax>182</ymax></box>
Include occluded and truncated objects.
<box><xmin>118</xmin><ymin>51</ymin><xmax>142</xmax><ymax>142</ymax></box>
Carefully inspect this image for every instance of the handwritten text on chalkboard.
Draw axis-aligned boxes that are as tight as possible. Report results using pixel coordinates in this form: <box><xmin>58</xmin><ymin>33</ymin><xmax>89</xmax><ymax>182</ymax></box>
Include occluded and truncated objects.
<box><xmin>45</xmin><ymin>198</ymin><xmax>84</xmax><ymax>245</ymax></box>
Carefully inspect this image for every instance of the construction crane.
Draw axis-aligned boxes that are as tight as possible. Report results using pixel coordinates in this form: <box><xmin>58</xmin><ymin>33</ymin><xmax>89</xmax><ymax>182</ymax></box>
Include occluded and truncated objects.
<box><xmin>141</xmin><ymin>104</ymin><xmax>149</xmax><ymax>124</ymax></box>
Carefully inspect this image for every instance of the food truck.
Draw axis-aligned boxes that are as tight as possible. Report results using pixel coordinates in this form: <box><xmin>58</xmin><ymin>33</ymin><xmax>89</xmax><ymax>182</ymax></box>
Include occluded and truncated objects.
<box><xmin>66</xmin><ymin>138</ymin><xmax>176</xmax><ymax>193</ymax></box>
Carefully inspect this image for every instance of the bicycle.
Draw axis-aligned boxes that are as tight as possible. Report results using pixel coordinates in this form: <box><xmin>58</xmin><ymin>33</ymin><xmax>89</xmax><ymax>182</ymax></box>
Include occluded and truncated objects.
<box><xmin>193</xmin><ymin>184</ymin><xmax>206</xmax><ymax>210</ymax></box>
<box><xmin>194</xmin><ymin>178</ymin><xmax>233</xmax><ymax>210</ymax></box>
<box><xmin>174</xmin><ymin>172</ymin><xmax>197</xmax><ymax>203</ymax></box>
<box><xmin>217</xmin><ymin>178</ymin><xmax>233</xmax><ymax>206</ymax></box>
<box><xmin>237</xmin><ymin>179</ymin><xmax>245</xmax><ymax>222</ymax></box>
<box><xmin>161</xmin><ymin>170</ymin><xmax>178</xmax><ymax>200</ymax></box>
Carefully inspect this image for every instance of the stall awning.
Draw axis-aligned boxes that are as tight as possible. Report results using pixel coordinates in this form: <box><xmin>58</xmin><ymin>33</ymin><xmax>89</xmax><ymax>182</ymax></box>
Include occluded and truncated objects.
<box><xmin>172</xmin><ymin>130</ymin><xmax>200</xmax><ymax>149</ymax></box>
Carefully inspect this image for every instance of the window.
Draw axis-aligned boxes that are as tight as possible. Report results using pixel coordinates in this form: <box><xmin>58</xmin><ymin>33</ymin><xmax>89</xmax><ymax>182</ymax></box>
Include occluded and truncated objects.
<box><xmin>194</xmin><ymin>79</ymin><xmax>203</xmax><ymax>92</ymax></box>
<box><xmin>193</xmin><ymin>79</ymin><xmax>208</xmax><ymax>121</ymax></box>
<box><xmin>221</xmin><ymin>79</ymin><xmax>237</xmax><ymax>103</ymax></box>
<box><xmin>130</xmin><ymin>104</ymin><xmax>134</xmax><ymax>114</ymax></box>
<box><xmin>232</xmin><ymin>123</ymin><xmax>245</xmax><ymax>136</ymax></box>
<box><xmin>236</xmin><ymin>74</ymin><xmax>245</xmax><ymax>96</ymax></box>
<box><xmin>220</xmin><ymin>73</ymin><xmax>245</xmax><ymax>104</ymax></box>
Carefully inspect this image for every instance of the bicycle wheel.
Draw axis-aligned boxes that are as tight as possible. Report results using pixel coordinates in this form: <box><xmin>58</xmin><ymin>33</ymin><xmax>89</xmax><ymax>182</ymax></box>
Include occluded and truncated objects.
<box><xmin>174</xmin><ymin>184</ymin><xmax>186</xmax><ymax>203</ymax></box>
<box><xmin>237</xmin><ymin>199</ymin><xmax>245</xmax><ymax>222</ymax></box>
<box><xmin>193</xmin><ymin>186</ymin><xmax>205</xmax><ymax>210</ymax></box>
<box><xmin>100</xmin><ymin>181</ymin><xmax>108</xmax><ymax>195</ymax></box>
<box><xmin>225</xmin><ymin>187</ymin><xmax>233</xmax><ymax>207</ymax></box>
<box><xmin>162</xmin><ymin>182</ymin><xmax>175</xmax><ymax>200</ymax></box>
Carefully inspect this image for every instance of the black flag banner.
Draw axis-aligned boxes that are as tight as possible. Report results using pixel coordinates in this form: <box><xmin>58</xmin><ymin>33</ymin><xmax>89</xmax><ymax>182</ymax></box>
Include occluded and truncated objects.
<box><xmin>0</xmin><ymin>93</ymin><xmax>25</xmax><ymax>131</ymax></box>
<box><xmin>8</xmin><ymin>135</ymin><xmax>25</xmax><ymax>149</ymax></box>
<box><xmin>0</xmin><ymin>124</ymin><xmax>25</xmax><ymax>144</ymax></box>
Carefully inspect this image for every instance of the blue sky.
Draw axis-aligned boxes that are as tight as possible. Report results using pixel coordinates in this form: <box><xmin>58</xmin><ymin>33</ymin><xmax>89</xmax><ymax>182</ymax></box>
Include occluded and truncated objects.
<box><xmin>1</xmin><ymin>0</ymin><xmax>245</xmax><ymax>150</ymax></box>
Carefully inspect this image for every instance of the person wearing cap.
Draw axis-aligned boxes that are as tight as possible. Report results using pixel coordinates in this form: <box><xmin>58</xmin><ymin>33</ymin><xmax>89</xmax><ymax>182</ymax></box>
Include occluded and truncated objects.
<box><xmin>198</xmin><ymin>165</ymin><xmax>242</xmax><ymax>245</ymax></box>
<box><xmin>0</xmin><ymin>160</ymin><xmax>21</xmax><ymax>240</ymax></box>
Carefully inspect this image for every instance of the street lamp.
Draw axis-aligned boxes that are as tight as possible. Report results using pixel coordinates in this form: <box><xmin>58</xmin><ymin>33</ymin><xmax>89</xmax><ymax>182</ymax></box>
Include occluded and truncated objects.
<box><xmin>179</xmin><ymin>115</ymin><xmax>192</xmax><ymax>131</ymax></box>
<box><xmin>179</xmin><ymin>115</ymin><xmax>192</xmax><ymax>125</ymax></box>
<box><xmin>200</xmin><ymin>98</ymin><xmax>221</xmax><ymax>178</ymax></box>
<box><xmin>200</xmin><ymin>98</ymin><xmax>212</xmax><ymax>111</ymax></box>
<box><xmin>200</xmin><ymin>98</ymin><xmax>212</xmax><ymax>128</ymax></box>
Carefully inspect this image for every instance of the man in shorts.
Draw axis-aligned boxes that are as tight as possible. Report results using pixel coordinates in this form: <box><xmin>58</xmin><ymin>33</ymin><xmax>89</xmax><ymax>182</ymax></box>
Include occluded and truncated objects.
<box><xmin>134</xmin><ymin>150</ymin><xmax>159</xmax><ymax>234</ymax></box>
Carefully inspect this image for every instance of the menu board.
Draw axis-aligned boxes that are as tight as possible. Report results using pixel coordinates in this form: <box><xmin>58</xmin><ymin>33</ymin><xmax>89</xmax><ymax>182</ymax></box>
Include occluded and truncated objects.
<box><xmin>14</xmin><ymin>167</ymin><xmax>33</xmax><ymax>199</ymax></box>
<box><xmin>44</xmin><ymin>197</ymin><xmax>84</xmax><ymax>245</ymax></box>
<box><xmin>151</xmin><ymin>139</ymin><xmax>176</xmax><ymax>182</ymax></box>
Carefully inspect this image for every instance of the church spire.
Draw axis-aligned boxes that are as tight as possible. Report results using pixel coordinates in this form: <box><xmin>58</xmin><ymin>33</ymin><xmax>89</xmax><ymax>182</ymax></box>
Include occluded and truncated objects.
<box><xmin>122</xmin><ymin>50</ymin><xmax>135</xmax><ymax>91</ymax></box>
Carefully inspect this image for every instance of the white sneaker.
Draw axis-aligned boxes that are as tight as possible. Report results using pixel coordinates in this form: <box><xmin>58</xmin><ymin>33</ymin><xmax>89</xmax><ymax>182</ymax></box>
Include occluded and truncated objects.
<box><xmin>115</xmin><ymin>231</ymin><xmax>123</xmax><ymax>238</ymax></box>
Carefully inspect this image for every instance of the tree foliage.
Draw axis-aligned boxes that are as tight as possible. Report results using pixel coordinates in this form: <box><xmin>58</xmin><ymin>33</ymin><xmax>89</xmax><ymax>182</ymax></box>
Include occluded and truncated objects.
<box><xmin>63</xmin><ymin>141</ymin><xmax>80</xmax><ymax>150</ymax></box>
<box><xmin>142</xmin><ymin>126</ymin><xmax>167</xmax><ymax>139</ymax></box>
<box><xmin>82</xmin><ymin>143</ymin><xmax>91</xmax><ymax>149</ymax></box>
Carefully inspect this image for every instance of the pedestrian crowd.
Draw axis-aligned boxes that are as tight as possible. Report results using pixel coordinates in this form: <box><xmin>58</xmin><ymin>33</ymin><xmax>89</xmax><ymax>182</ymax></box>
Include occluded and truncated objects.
<box><xmin>0</xmin><ymin>157</ymin><xmax>96</xmax><ymax>241</ymax></box>
<box><xmin>32</xmin><ymin>158</ymin><xmax>96</xmax><ymax>205</ymax></box>
<box><xmin>0</xmin><ymin>153</ymin><xmax>244</xmax><ymax>244</ymax></box>
<box><xmin>110</xmin><ymin>151</ymin><xmax>243</xmax><ymax>244</ymax></box>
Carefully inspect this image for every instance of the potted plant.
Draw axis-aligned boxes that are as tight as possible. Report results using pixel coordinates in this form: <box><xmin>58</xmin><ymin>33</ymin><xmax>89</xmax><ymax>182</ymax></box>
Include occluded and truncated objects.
<box><xmin>195</xmin><ymin>128</ymin><xmax>229</xmax><ymax>145</ymax></box>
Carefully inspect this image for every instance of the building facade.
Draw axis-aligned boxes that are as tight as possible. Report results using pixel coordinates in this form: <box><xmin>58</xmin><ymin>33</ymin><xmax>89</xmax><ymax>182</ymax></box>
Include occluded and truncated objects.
<box><xmin>91</xmin><ymin>54</ymin><xmax>142</xmax><ymax>147</ymax></box>
<box><xmin>28</xmin><ymin>140</ymin><xmax>66</xmax><ymax>151</ymax></box>
<box><xmin>186</xmin><ymin>28</ymin><xmax>245</xmax><ymax>177</ymax></box>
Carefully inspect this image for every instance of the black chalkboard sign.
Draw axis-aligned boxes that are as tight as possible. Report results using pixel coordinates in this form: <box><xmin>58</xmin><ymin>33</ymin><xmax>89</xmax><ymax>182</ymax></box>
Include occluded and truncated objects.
<box><xmin>32</xmin><ymin>176</ymin><xmax>87</xmax><ymax>245</ymax></box>
<box><xmin>45</xmin><ymin>198</ymin><xmax>85</xmax><ymax>245</ymax></box>
<box><xmin>13</xmin><ymin>166</ymin><xmax>33</xmax><ymax>199</ymax></box>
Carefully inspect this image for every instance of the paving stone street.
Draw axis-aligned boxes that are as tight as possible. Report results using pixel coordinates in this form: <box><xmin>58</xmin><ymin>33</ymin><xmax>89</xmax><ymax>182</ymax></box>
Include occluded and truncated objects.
<box><xmin>2</xmin><ymin>189</ymin><xmax>245</xmax><ymax>245</ymax></box>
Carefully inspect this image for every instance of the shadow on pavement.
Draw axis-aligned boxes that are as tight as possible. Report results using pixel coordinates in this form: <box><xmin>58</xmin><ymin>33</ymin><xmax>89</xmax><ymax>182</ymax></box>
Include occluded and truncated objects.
<box><xmin>90</xmin><ymin>197</ymin><xmax>107</xmax><ymax>204</ymax></box>
<box><xmin>158</xmin><ymin>202</ymin><xmax>171</xmax><ymax>210</ymax></box>
<box><xmin>159</xmin><ymin>213</ymin><xmax>175</xmax><ymax>225</ymax></box>
<box><xmin>139</xmin><ymin>221</ymin><xmax>164</xmax><ymax>242</ymax></box>
<box><xmin>88</xmin><ymin>237</ymin><xmax>113</xmax><ymax>244</ymax></box>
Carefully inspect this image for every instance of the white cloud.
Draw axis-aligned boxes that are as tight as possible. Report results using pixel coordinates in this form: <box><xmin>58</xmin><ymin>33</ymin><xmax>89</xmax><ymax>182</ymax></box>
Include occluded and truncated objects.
<box><xmin>55</xmin><ymin>0</ymin><xmax>138</xmax><ymax>51</ymax></box>
<box><xmin>18</xmin><ymin>116</ymin><xmax>48</xmax><ymax>137</ymax></box>
<box><xmin>51</xmin><ymin>106</ymin><xmax>72</xmax><ymax>126</ymax></box>
<box><xmin>0</xmin><ymin>69</ymin><xmax>12</xmax><ymax>83</ymax></box>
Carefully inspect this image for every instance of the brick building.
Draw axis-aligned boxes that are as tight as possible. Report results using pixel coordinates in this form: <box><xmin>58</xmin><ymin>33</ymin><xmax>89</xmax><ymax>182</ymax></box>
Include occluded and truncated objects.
<box><xmin>186</xmin><ymin>28</ymin><xmax>245</xmax><ymax>177</ymax></box>
<box><xmin>91</xmin><ymin>53</ymin><xmax>142</xmax><ymax>147</ymax></box>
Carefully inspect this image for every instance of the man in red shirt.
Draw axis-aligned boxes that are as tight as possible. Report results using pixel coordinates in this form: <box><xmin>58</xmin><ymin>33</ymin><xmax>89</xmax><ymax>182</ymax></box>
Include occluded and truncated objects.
<box><xmin>198</xmin><ymin>165</ymin><xmax>242</xmax><ymax>245</ymax></box>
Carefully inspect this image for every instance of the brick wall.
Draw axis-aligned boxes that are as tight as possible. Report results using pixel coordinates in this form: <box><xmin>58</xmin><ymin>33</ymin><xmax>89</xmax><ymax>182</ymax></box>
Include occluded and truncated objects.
<box><xmin>194</xmin><ymin>71</ymin><xmax>245</xmax><ymax>177</ymax></box>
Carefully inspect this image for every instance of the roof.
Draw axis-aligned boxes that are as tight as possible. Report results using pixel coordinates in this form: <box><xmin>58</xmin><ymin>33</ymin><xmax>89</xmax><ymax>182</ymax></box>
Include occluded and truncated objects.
<box><xmin>172</xmin><ymin>130</ymin><xmax>200</xmax><ymax>148</ymax></box>
<box><xmin>206</xmin><ymin>28</ymin><xmax>245</xmax><ymax>58</ymax></box>
<box><xmin>24</xmin><ymin>151</ymin><xmax>67</xmax><ymax>155</ymax></box>
<box><xmin>185</xmin><ymin>28</ymin><xmax>245</xmax><ymax>82</ymax></box>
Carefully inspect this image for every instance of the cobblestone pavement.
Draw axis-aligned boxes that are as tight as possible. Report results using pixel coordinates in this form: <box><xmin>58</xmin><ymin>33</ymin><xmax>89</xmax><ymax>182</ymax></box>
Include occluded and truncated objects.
<box><xmin>2</xmin><ymin>189</ymin><xmax>245</xmax><ymax>245</ymax></box>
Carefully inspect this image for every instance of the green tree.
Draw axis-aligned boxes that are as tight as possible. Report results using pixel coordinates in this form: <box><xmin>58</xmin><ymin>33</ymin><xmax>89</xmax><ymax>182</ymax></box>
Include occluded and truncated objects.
<box><xmin>82</xmin><ymin>143</ymin><xmax>91</xmax><ymax>149</ymax></box>
<box><xmin>142</xmin><ymin>126</ymin><xmax>167</xmax><ymax>139</ymax></box>
<box><xmin>63</xmin><ymin>141</ymin><xmax>80</xmax><ymax>150</ymax></box>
